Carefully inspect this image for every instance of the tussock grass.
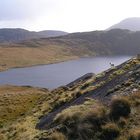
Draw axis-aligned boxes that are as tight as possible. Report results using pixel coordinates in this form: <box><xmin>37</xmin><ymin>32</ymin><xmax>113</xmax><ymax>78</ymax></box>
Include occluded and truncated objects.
<box><xmin>47</xmin><ymin>131</ymin><xmax>67</xmax><ymax>140</ymax></box>
<box><xmin>109</xmin><ymin>97</ymin><xmax>131</xmax><ymax>120</ymax></box>
<box><xmin>102</xmin><ymin>122</ymin><xmax>120</xmax><ymax>140</ymax></box>
<box><xmin>130</xmin><ymin>92</ymin><xmax>140</xmax><ymax>106</ymax></box>
<box><xmin>53</xmin><ymin>99</ymin><xmax>108</xmax><ymax>140</ymax></box>
<box><xmin>45</xmin><ymin>91</ymin><xmax>140</xmax><ymax>140</ymax></box>
<box><xmin>0</xmin><ymin>85</ymin><xmax>48</xmax><ymax>126</ymax></box>
<box><xmin>0</xmin><ymin>85</ymin><xmax>50</xmax><ymax>140</ymax></box>
<box><xmin>128</xmin><ymin>129</ymin><xmax>140</xmax><ymax>140</ymax></box>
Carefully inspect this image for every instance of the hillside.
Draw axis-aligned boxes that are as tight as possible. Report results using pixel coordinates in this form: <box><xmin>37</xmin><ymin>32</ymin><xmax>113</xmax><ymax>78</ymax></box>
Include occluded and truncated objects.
<box><xmin>37</xmin><ymin>30</ymin><xmax>68</xmax><ymax>38</ymax></box>
<box><xmin>108</xmin><ymin>17</ymin><xmax>140</xmax><ymax>31</ymax></box>
<box><xmin>0</xmin><ymin>85</ymin><xmax>50</xmax><ymax>140</ymax></box>
<box><xmin>57</xmin><ymin>29</ymin><xmax>140</xmax><ymax>55</ymax></box>
<box><xmin>0</xmin><ymin>29</ymin><xmax>140</xmax><ymax>71</ymax></box>
<box><xmin>0</xmin><ymin>28</ymin><xmax>68</xmax><ymax>43</ymax></box>
<box><xmin>36</xmin><ymin>56</ymin><xmax>140</xmax><ymax>140</ymax></box>
<box><xmin>0</xmin><ymin>56</ymin><xmax>140</xmax><ymax>140</ymax></box>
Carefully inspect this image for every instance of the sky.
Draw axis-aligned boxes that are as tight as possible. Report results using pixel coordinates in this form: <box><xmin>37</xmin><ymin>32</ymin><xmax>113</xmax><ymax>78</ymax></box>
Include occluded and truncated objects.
<box><xmin>0</xmin><ymin>0</ymin><xmax>140</xmax><ymax>33</ymax></box>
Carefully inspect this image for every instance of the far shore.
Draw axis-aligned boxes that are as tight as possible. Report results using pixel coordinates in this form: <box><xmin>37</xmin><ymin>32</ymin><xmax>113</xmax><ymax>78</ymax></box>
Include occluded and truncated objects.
<box><xmin>0</xmin><ymin>56</ymin><xmax>79</xmax><ymax>72</ymax></box>
<box><xmin>0</xmin><ymin>55</ymin><xmax>133</xmax><ymax>72</ymax></box>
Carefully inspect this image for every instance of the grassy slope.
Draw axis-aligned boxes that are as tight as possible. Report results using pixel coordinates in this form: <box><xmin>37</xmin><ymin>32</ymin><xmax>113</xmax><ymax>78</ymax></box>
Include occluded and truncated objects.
<box><xmin>0</xmin><ymin>85</ymin><xmax>50</xmax><ymax>140</ymax></box>
<box><xmin>0</xmin><ymin>44</ymin><xmax>77</xmax><ymax>71</ymax></box>
<box><xmin>0</xmin><ymin>85</ymin><xmax>49</xmax><ymax>126</ymax></box>
<box><xmin>36</xmin><ymin>57</ymin><xmax>140</xmax><ymax>139</ymax></box>
<box><xmin>36</xmin><ymin>57</ymin><xmax>140</xmax><ymax>129</ymax></box>
<box><xmin>45</xmin><ymin>92</ymin><xmax>140</xmax><ymax>140</ymax></box>
<box><xmin>0</xmin><ymin>57</ymin><xmax>139</xmax><ymax>140</ymax></box>
<box><xmin>0</xmin><ymin>39</ymin><xmax>95</xmax><ymax>71</ymax></box>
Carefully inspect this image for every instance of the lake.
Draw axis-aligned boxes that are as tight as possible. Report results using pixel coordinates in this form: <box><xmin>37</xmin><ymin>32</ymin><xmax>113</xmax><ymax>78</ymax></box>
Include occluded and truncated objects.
<box><xmin>0</xmin><ymin>56</ymin><xmax>131</xmax><ymax>89</ymax></box>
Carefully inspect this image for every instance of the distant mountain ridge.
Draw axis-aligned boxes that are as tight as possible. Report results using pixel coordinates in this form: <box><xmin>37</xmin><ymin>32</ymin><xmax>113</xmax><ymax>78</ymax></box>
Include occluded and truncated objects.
<box><xmin>52</xmin><ymin>28</ymin><xmax>140</xmax><ymax>55</ymax></box>
<box><xmin>0</xmin><ymin>28</ymin><xmax>68</xmax><ymax>43</ymax></box>
<box><xmin>37</xmin><ymin>30</ymin><xmax>68</xmax><ymax>38</ymax></box>
<box><xmin>0</xmin><ymin>28</ymin><xmax>140</xmax><ymax>71</ymax></box>
<box><xmin>108</xmin><ymin>17</ymin><xmax>140</xmax><ymax>31</ymax></box>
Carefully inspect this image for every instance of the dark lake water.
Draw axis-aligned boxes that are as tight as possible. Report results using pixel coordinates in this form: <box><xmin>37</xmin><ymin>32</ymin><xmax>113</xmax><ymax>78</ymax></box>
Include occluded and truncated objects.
<box><xmin>0</xmin><ymin>56</ymin><xmax>131</xmax><ymax>89</ymax></box>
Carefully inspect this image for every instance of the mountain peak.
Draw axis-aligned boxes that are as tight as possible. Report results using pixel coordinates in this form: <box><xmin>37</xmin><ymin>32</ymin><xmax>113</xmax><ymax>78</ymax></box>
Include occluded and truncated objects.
<box><xmin>108</xmin><ymin>17</ymin><xmax>140</xmax><ymax>31</ymax></box>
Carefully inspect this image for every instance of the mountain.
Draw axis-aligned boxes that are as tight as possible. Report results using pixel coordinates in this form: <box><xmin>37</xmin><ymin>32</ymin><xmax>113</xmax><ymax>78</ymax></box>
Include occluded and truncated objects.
<box><xmin>1</xmin><ymin>56</ymin><xmax>140</xmax><ymax>140</ymax></box>
<box><xmin>0</xmin><ymin>28</ymin><xmax>37</xmax><ymax>43</ymax></box>
<box><xmin>0</xmin><ymin>28</ymin><xmax>68</xmax><ymax>42</ymax></box>
<box><xmin>108</xmin><ymin>17</ymin><xmax>140</xmax><ymax>31</ymax></box>
<box><xmin>49</xmin><ymin>28</ymin><xmax>140</xmax><ymax>55</ymax></box>
<box><xmin>38</xmin><ymin>30</ymin><xmax>68</xmax><ymax>38</ymax></box>
<box><xmin>0</xmin><ymin>29</ymin><xmax>140</xmax><ymax>71</ymax></box>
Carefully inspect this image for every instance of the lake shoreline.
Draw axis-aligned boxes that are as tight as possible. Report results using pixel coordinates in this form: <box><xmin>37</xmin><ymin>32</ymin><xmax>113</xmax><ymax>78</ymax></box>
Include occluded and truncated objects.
<box><xmin>0</xmin><ymin>56</ymin><xmax>79</xmax><ymax>72</ymax></box>
<box><xmin>0</xmin><ymin>56</ymin><xmax>132</xmax><ymax>89</ymax></box>
<box><xmin>0</xmin><ymin>55</ymin><xmax>133</xmax><ymax>72</ymax></box>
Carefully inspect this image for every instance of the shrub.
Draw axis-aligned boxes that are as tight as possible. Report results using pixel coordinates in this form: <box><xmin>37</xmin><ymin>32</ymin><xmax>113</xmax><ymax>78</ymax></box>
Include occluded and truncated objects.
<box><xmin>53</xmin><ymin>100</ymin><xmax>107</xmax><ymax>139</ymax></box>
<box><xmin>57</xmin><ymin>107</ymin><xmax>106</xmax><ymax>139</ymax></box>
<box><xmin>110</xmin><ymin>97</ymin><xmax>131</xmax><ymax>120</ymax></box>
<box><xmin>128</xmin><ymin>129</ymin><xmax>140</xmax><ymax>140</ymax></box>
<box><xmin>54</xmin><ymin>107</ymin><xmax>82</xmax><ymax>125</ymax></box>
<box><xmin>75</xmin><ymin>123</ymin><xmax>98</xmax><ymax>140</ymax></box>
<box><xmin>102</xmin><ymin>122</ymin><xmax>120</xmax><ymax>140</ymax></box>
<box><xmin>65</xmin><ymin>123</ymin><xmax>95</xmax><ymax>140</ymax></box>
<box><xmin>82</xmin><ymin>106</ymin><xmax>107</xmax><ymax>129</ymax></box>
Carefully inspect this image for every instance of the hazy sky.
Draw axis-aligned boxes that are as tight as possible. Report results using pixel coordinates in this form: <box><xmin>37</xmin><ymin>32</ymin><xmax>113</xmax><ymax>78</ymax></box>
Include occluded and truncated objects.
<box><xmin>0</xmin><ymin>0</ymin><xmax>140</xmax><ymax>32</ymax></box>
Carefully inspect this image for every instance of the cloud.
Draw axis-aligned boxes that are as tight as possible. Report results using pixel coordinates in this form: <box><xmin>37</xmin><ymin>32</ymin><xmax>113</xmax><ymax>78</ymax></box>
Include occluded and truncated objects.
<box><xmin>0</xmin><ymin>0</ymin><xmax>59</xmax><ymax>21</ymax></box>
<box><xmin>0</xmin><ymin>0</ymin><xmax>140</xmax><ymax>32</ymax></box>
